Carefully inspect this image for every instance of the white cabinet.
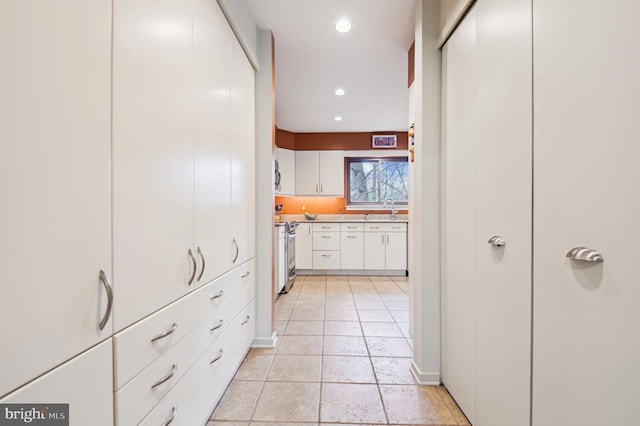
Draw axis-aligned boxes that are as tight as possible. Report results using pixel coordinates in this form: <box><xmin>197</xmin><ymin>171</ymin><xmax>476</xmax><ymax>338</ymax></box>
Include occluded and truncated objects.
<box><xmin>0</xmin><ymin>0</ymin><xmax>113</xmax><ymax>397</ymax></box>
<box><xmin>295</xmin><ymin>150</ymin><xmax>345</xmax><ymax>196</ymax></box>
<box><xmin>276</xmin><ymin>147</ymin><xmax>296</xmax><ymax>196</ymax></box>
<box><xmin>230</xmin><ymin>35</ymin><xmax>256</xmax><ymax>267</ymax></box>
<box><xmin>194</xmin><ymin>0</ymin><xmax>233</xmax><ymax>283</ymax></box>
<box><xmin>341</xmin><ymin>223</ymin><xmax>364</xmax><ymax>270</ymax></box>
<box><xmin>364</xmin><ymin>223</ymin><xmax>407</xmax><ymax>271</ymax></box>
<box><xmin>276</xmin><ymin>225</ymin><xmax>286</xmax><ymax>293</ymax></box>
<box><xmin>532</xmin><ymin>1</ymin><xmax>640</xmax><ymax>425</ymax></box>
<box><xmin>312</xmin><ymin>223</ymin><xmax>340</xmax><ymax>269</ymax></box>
<box><xmin>295</xmin><ymin>223</ymin><xmax>313</xmax><ymax>269</ymax></box>
<box><xmin>112</xmin><ymin>0</ymin><xmax>196</xmax><ymax>331</ymax></box>
<box><xmin>0</xmin><ymin>340</ymin><xmax>114</xmax><ymax>426</ymax></box>
<box><xmin>113</xmin><ymin>0</ymin><xmax>256</xmax><ymax>331</ymax></box>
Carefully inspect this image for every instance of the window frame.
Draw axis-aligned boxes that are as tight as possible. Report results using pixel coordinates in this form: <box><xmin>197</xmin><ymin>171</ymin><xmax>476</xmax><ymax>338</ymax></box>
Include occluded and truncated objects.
<box><xmin>346</xmin><ymin>156</ymin><xmax>409</xmax><ymax>208</ymax></box>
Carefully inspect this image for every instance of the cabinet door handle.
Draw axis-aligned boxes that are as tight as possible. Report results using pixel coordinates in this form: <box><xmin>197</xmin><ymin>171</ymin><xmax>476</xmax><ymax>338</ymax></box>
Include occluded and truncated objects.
<box><xmin>197</xmin><ymin>246</ymin><xmax>206</xmax><ymax>282</ymax></box>
<box><xmin>151</xmin><ymin>323</ymin><xmax>178</xmax><ymax>343</ymax></box>
<box><xmin>566</xmin><ymin>247</ymin><xmax>604</xmax><ymax>263</ymax></box>
<box><xmin>316</xmin><ymin>183</ymin><xmax>319</xmax><ymax>193</ymax></box>
<box><xmin>232</xmin><ymin>238</ymin><xmax>239</xmax><ymax>263</ymax></box>
<box><xmin>321</xmin><ymin>184</ymin><xmax>323</xmax><ymax>193</ymax></box>
<box><xmin>210</xmin><ymin>290</ymin><xmax>224</xmax><ymax>300</ymax></box>
<box><xmin>187</xmin><ymin>249</ymin><xmax>197</xmax><ymax>285</ymax></box>
<box><xmin>98</xmin><ymin>270</ymin><xmax>113</xmax><ymax>331</ymax></box>
<box><xmin>241</xmin><ymin>315</ymin><xmax>251</xmax><ymax>325</ymax></box>
<box><xmin>210</xmin><ymin>319</ymin><xmax>225</xmax><ymax>332</ymax></box>
<box><xmin>151</xmin><ymin>364</ymin><xmax>177</xmax><ymax>389</ymax></box>
<box><xmin>162</xmin><ymin>406</ymin><xmax>177</xmax><ymax>426</ymax></box>
<box><xmin>381</xmin><ymin>234</ymin><xmax>384</xmax><ymax>244</ymax></box>
<box><xmin>488</xmin><ymin>236</ymin><xmax>506</xmax><ymax>247</ymax></box>
<box><xmin>386</xmin><ymin>234</ymin><xmax>389</xmax><ymax>244</ymax></box>
<box><xmin>241</xmin><ymin>271</ymin><xmax>251</xmax><ymax>278</ymax></box>
<box><xmin>210</xmin><ymin>349</ymin><xmax>224</xmax><ymax>365</ymax></box>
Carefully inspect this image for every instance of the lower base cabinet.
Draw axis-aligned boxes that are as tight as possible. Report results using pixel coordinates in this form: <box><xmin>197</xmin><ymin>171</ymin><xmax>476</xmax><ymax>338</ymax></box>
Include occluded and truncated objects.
<box><xmin>0</xmin><ymin>340</ymin><xmax>113</xmax><ymax>426</ymax></box>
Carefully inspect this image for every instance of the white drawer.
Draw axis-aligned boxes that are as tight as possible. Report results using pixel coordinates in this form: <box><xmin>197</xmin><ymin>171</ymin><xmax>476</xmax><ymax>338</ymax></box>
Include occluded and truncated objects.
<box><xmin>113</xmin><ymin>284</ymin><xmax>210</xmax><ymax>390</ymax></box>
<box><xmin>229</xmin><ymin>299</ymin><xmax>256</xmax><ymax>372</ymax></box>
<box><xmin>138</xmin><ymin>329</ymin><xmax>234</xmax><ymax>426</ymax></box>
<box><xmin>115</xmin><ymin>321</ymin><xmax>211</xmax><ymax>425</ymax></box>
<box><xmin>364</xmin><ymin>222</ymin><xmax>407</xmax><ymax>232</ymax></box>
<box><xmin>233</xmin><ymin>258</ymin><xmax>256</xmax><ymax>308</ymax></box>
<box><xmin>313</xmin><ymin>222</ymin><xmax>340</xmax><ymax>232</ymax></box>
<box><xmin>313</xmin><ymin>232</ymin><xmax>340</xmax><ymax>251</ymax></box>
<box><xmin>313</xmin><ymin>251</ymin><xmax>341</xmax><ymax>269</ymax></box>
<box><xmin>341</xmin><ymin>222</ymin><xmax>364</xmax><ymax>231</ymax></box>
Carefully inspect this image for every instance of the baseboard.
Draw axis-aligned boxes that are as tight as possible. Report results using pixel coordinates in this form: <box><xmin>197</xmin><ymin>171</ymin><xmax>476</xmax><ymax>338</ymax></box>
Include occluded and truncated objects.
<box><xmin>410</xmin><ymin>361</ymin><xmax>441</xmax><ymax>385</ymax></box>
<box><xmin>251</xmin><ymin>331</ymin><xmax>278</xmax><ymax>348</ymax></box>
<box><xmin>296</xmin><ymin>269</ymin><xmax>407</xmax><ymax>276</ymax></box>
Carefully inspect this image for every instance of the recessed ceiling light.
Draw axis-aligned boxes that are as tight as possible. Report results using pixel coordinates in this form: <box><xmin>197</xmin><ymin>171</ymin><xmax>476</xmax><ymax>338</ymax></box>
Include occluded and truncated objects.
<box><xmin>335</xmin><ymin>88</ymin><xmax>345</xmax><ymax>96</ymax></box>
<box><xmin>334</xmin><ymin>116</ymin><xmax>343</xmax><ymax>122</ymax></box>
<box><xmin>336</xmin><ymin>20</ymin><xmax>351</xmax><ymax>33</ymax></box>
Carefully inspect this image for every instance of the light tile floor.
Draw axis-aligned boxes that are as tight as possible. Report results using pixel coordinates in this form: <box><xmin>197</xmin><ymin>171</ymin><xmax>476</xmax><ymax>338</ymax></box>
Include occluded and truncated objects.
<box><xmin>209</xmin><ymin>275</ymin><xmax>470</xmax><ymax>426</ymax></box>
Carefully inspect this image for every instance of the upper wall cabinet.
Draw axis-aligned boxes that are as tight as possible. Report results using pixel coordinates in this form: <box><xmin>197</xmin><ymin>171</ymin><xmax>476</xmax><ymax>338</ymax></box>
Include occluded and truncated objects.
<box><xmin>276</xmin><ymin>147</ymin><xmax>296</xmax><ymax>196</ymax></box>
<box><xmin>0</xmin><ymin>0</ymin><xmax>113</xmax><ymax>397</ymax></box>
<box><xmin>295</xmin><ymin>150</ymin><xmax>344</xmax><ymax>196</ymax></box>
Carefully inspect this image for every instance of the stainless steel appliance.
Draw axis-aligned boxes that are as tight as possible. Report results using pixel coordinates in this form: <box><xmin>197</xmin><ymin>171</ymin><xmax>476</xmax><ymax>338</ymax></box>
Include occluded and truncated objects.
<box><xmin>282</xmin><ymin>221</ymin><xmax>298</xmax><ymax>293</ymax></box>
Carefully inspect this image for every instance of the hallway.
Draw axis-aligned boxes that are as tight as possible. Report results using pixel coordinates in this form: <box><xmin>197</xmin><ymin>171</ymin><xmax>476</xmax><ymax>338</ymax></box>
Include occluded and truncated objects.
<box><xmin>209</xmin><ymin>275</ymin><xmax>469</xmax><ymax>425</ymax></box>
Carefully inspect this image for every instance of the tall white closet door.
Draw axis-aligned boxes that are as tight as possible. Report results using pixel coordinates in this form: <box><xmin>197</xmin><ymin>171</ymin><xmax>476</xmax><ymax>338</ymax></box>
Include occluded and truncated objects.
<box><xmin>230</xmin><ymin>38</ymin><xmax>256</xmax><ymax>266</ymax></box>
<box><xmin>0</xmin><ymin>0</ymin><xmax>112</xmax><ymax>397</ymax></box>
<box><xmin>112</xmin><ymin>0</ymin><xmax>195</xmax><ymax>331</ymax></box>
<box><xmin>474</xmin><ymin>0</ymin><xmax>532</xmax><ymax>424</ymax></box>
<box><xmin>533</xmin><ymin>1</ymin><xmax>640</xmax><ymax>424</ymax></box>
<box><xmin>440</xmin><ymin>11</ymin><xmax>477</xmax><ymax>423</ymax></box>
<box><xmin>194</xmin><ymin>0</ymin><xmax>233</xmax><ymax>284</ymax></box>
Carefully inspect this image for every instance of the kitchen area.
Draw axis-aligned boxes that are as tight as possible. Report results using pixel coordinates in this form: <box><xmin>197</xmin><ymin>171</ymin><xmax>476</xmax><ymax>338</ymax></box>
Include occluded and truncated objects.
<box><xmin>272</xmin><ymin>130</ymin><xmax>410</xmax><ymax>296</ymax></box>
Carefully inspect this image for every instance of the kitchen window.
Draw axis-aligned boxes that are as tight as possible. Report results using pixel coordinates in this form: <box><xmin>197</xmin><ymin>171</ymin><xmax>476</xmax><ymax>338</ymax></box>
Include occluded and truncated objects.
<box><xmin>347</xmin><ymin>157</ymin><xmax>409</xmax><ymax>208</ymax></box>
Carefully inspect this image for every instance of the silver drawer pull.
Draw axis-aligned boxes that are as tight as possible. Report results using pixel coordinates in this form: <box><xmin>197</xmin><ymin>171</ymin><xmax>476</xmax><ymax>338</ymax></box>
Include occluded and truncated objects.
<box><xmin>241</xmin><ymin>271</ymin><xmax>251</xmax><ymax>278</ymax></box>
<box><xmin>163</xmin><ymin>406</ymin><xmax>177</xmax><ymax>426</ymax></box>
<box><xmin>347</xmin><ymin>236</ymin><xmax>357</xmax><ymax>239</ymax></box>
<box><xmin>210</xmin><ymin>319</ymin><xmax>224</xmax><ymax>331</ymax></box>
<box><xmin>151</xmin><ymin>323</ymin><xmax>178</xmax><ymax>343</ymax></box>
<box><xmin>210</xmin><ymin>290</ymin><xmax>224</xmax><ymax>300</ymax></box>
<box><xmin>370</xmin><ymin>226</ymin><xmax>380</xmax><ymax>229</ymax></box>
<box><xmin>98</xmin><ymin>270</ymin><xmax>113</xmax><ymax>331</ymax></box>
<box><xmin>566</xmin><ymin>247</ymin><xmax>603</xmax><ymax>263</ymax></box>
<box><xmin>241</xmin><ymin>315</ymin><xmax>250</xmax><ymax>325</ymax></box>
<box><xmin>321</xmin><ymin>254</ymin><xmax>332</xmax><ymax>258</ymax></box>
<box><xmin>151</xmin><ymin>364</ymin><xmax>177</xmax><ymax>389</ymax></box>
<box><xmin>391</xmin><ymin>226</ymin><xmax>402</xmax><ymax>229</ymax></box>
<box><xmin>321</xmin><ymin>235</ymin><xmax>331</xmax><ymax>239</ymax></box>
<box><xmin>210</xmin><ymin>349</ymin><xmax>224</xmax><ymax>365</ymax></box>
<box><xmin>488</xmin><ymin>236</ymin><xmax>505</xmax><ymax>247</ymax></box>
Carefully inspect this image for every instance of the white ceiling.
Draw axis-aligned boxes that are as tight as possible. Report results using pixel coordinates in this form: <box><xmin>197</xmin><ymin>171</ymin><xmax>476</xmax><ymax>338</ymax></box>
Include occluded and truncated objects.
<box><xmin>247</xmin><ymin>0</ymin><xmax>416</xmax><ymax>133</ymax></box>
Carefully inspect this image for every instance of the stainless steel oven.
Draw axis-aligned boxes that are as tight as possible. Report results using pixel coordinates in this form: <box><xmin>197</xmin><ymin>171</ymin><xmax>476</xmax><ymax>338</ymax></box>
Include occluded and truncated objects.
<box><xmin>282</xmin><ymin>221</ymin><xmax>298</xmax><ymax>293</ymax></box>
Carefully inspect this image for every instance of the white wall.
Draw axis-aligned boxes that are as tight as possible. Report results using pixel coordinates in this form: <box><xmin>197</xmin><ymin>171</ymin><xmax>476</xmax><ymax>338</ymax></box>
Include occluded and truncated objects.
<box><xmin>217</xmin><ymin>0</ymin><xmax>259</xmax><ymax>68</ymax></box>
<box><xmin>253</xmin><ymin>30</ymin><xmax>277</xmax><ymax>347</ymax></box>
<box><xmin>409</xmin><ymin>0</ymin><xmax>442</xmax><ymax>384</ymax></box>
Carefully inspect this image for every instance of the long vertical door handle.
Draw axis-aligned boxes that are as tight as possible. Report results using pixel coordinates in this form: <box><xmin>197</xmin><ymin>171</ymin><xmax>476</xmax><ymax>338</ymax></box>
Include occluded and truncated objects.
<box><xmin>232</xmin><ymin>238</ymin><xmax>239</xmax><ymax>263</ymax></box>
<box><xmin>197</xmin><ymin>246</ymin><xmax>205</xmax><ymax>282</ymax></box>
<box><xmin>98</xmin><ymin>270</ymin><xmax>113</xmax><ymax>331</ymax></box>
<box><xmin>162</xmin><ymin>406</ymin><xmax>177</xmax><ymax>426</ymax></box>
<box><xmin>187</xmin><ymin>249</ymin><xmax>196</xmax><ymax>286</ymax></box>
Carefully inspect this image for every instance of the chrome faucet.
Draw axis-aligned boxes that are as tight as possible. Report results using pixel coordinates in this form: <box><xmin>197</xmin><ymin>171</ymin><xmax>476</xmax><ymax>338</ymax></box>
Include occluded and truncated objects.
<box><xmin>385</xmin><ymin>198</ymin><xmax>398</xmax><ymax>220</ymax></box>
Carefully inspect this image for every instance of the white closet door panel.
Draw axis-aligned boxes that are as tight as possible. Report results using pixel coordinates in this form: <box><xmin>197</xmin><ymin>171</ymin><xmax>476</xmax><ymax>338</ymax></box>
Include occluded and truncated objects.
<box><xmin>0</xmin><ymin>0</ymin><xmax>112</xmax><ymax>396</ymax></box>
<box><xmin>1</xmin><ymin>340</ymin><xmax>113</xmax><ymax>426</ymax></box>
<box><xmin>230</xmin><ymin>37</ymin><xmax>256</xmax><ymax>266</ymax></box>
<box><xmin>440</xmin><ymin>10</ymin><xmax>477</xmax><ymax>423</ymax></box>
<box><xmin>474</xmin><ymin>0</ymin><xmax>532</xmax><ymax>425</ymax></box>
<box><xmin>194</xmin><ymin>0</ymin><xmax>233</xmax><ymax>283</ymax></box>
<box><xmin>533</xmin><ymin>1</ymin><xmax>640</xmax><ymax>425</ymax></box>
<box><xmin>112</xmin><ymin>0</ymin><xmax>195</xmax><ymax>331</ymax></box>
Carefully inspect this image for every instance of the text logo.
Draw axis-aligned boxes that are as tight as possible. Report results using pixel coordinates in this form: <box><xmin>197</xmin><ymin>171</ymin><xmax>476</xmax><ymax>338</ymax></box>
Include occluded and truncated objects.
<box><xmin>0</xmin><ymin>404</ymin><xmax>68</xmax><ymax>425</ymax></box>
